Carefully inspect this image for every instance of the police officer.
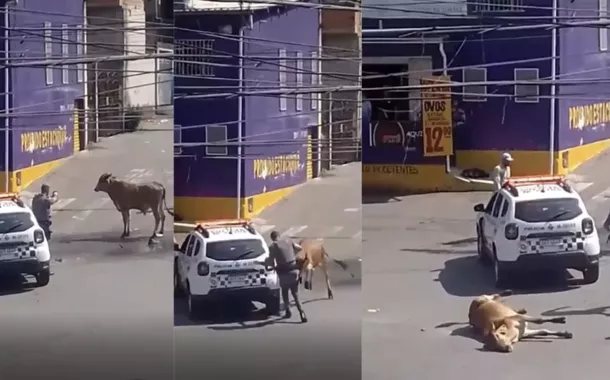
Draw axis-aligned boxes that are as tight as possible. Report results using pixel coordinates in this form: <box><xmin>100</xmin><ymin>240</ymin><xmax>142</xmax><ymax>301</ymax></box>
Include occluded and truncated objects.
<box><xmin>31</xmin><ymin>184</ymin><xmax>59</xmax><ymax>239</ymax></box>
<box><xmin>267</xmin><ymin>231</ymin><xmax>307</xmax><ymax>323</ymax></box>
<box><xmin>491</xmin><ymin>152</ymin><xmax>513</xmax><ymax>190</ymax></box>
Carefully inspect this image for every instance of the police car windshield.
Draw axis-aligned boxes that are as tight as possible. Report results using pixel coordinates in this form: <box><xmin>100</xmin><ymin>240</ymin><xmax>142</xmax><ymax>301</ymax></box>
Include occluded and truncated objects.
<box><xmin>0</xmin><ymin>212</ymin><xmax>33</xmax><ymax>233</ymax></box>
<box><xmin>514</xmin><ymin>198</ymin><xmax>582</xmax><ymax>223</ymax></box>
<box><xmin>206</xmin><ymin>239</ymin><xmax>265</xmax><ymax>261</ymax></box>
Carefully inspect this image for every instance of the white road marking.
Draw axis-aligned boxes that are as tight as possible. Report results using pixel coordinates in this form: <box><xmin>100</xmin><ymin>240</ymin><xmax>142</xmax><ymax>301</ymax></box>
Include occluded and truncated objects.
<box><xmin>592</xmin><ymin>188</ymin><xmax>610</xmax><ymax>201</ymax></box>
<box><xmin>72</xmin><ymin>198</ymin><xmax>110</xmax><ymax>221</ymax></box>
<box><xmin>280</xmin><ymin>226</ymin><xmax>307</xmax><ymax>238</ymax></box>
<box><xmin>290</xmin><ymin>225</ymin><xmax>308</xmax><ymax>236</ymax></box>
<box><xmin>256</xmin><ymin>224</ymin><xmax>275</xmax><ymax>234</ymax></box>
<box><xmin>344</xmin><ymin>208</ymin><xmax>359</xmax><ymax>212</ymax></box>
<box><xmin>572</xmin><ymin>182</ymin><xmax>593</xmax><ymax>192</ymax></box>
<box><xmin>53</xmin><ymin>198</ymin><xmax>76</xmax><ymax>210</ymax></box>
<box><xmin>351</xmin><ymin>230</ymin><xmax>362</xmax><ymax>240</ymax></box>
<box><xmin>329</xmin><ymin>226</ymin><xmax>344</xmax><ymax>236</ymax></box>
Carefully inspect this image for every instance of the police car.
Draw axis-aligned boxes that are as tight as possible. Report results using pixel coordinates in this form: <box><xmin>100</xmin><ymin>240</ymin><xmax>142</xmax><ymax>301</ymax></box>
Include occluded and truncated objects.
<box><xmin>0</xmin><ymin>193</ymin><xmax>51</xmax><ymax>286</ymax></box>
<box><xmin>474</xmin><ymin>176</ymin><xmax>600</xmax><ymax>288</ymax></box>
<box><xmin>174</xmin><ymin>219</ymin><xmax>280</xmax><ymax>318</ymax></box>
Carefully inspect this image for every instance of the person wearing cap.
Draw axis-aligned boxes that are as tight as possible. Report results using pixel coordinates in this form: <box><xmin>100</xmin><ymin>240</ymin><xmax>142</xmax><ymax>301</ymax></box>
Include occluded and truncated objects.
<box><xmin>266</xmin><ymin>230</ymin><xmax>307</xmax><ymax>323</ymax></box>
<box><xmin>491</xmin><ymin>152</ymin><xmax>514</xmax><ymax>190</ymax></box>
<box><xmin>31</xmin><ymin>184</ymin><xmax>59</xmax><ymax>239</ymax></box>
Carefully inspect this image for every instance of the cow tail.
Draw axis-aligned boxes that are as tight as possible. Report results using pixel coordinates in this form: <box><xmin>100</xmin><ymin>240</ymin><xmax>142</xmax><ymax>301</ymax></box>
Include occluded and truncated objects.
<box><xmin>323</xmin><ymin>247</ymin><xmax>354</xmax><ymax>277</ymax></box>
<box><xmin>161</xmin><ymin>185</ymin><xmax>174</xmax><ymax>216</ymax></box>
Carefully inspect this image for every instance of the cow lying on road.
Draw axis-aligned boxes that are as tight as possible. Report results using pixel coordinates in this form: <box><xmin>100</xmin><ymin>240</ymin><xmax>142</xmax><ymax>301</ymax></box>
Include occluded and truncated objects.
<box><xmin>296</xmin><ymin>239</ymin><xmax>354</xmax><ymax>300</ymax></box>
<box><xmin>468</xmin><ymin>290</ymin><xmax>573</xmax><ymax>352</ymax></box>
<box><xmin>94</xmin><ymin>173</ymin><xmax>172</xmax><ymax>244</ymax></box>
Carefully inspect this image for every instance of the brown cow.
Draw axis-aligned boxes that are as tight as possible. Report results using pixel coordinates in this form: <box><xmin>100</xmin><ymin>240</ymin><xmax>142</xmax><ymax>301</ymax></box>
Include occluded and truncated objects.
<box><xmin>94</xmin><ymin>173</ymin><xmax>172</xmax><ymax>244</ymax></box>
<box><xmin>296</xmin><ymin>238</ymin><xmax>354</xmax><ymax>300</ymax></box>
<box><xmin>468</xmin><ymin>291</ymin><xmax>573</xmax><ymax>353</ymax></box>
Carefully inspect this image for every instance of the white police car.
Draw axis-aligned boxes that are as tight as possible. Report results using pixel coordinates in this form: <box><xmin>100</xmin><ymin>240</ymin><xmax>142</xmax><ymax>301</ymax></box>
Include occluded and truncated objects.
<box><xmin>0</xmin><ymin>193</ymin><xmax>51</xmax><ymax>286</ymax></box>
<box><xmin>474</xmin><ymin>176</ymin><xmax>600</xmax><ymax>288</ymax></box>
<box><xmin>174</xmin><ymin>219</ymin><xmax>280</xmax><ymax>318</ymax></box>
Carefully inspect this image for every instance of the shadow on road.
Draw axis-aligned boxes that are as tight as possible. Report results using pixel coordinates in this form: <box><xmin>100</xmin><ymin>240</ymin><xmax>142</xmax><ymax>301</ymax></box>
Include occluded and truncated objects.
<box><xmin>362</xmin><ymin>194</ymin><xmax>404</xmax><ymax>205</ymax></box>
<box><xmin>542</xmin><ymin>305</ymin><xmax>610</xmax><ymax>318</ymax></box>
<box><xmin>0</xmin><ymin>274</ymin><xmax>35</xmax><ymax>296</ymax></box>
<box><xmin>434</xmin><ymin>255</ymin><xmax>581</xmax><ymax>297</ymax></box>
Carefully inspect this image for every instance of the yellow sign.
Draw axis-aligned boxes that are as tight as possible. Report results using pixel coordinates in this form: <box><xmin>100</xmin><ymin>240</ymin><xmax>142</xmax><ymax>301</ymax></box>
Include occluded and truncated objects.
<box><xmin>420</xmin><ymin>76</ymin><xmax>453</xmax><ymax>157</ymax></box>
<box><xmin>568</xmin><ymin>101</ymin><xmax>610</xmax><ymax>130</ymax></box>
<box><xmin>253</xmin><ymin>153</ymin><xmax>300</xmax><ymax>179</ymax></box>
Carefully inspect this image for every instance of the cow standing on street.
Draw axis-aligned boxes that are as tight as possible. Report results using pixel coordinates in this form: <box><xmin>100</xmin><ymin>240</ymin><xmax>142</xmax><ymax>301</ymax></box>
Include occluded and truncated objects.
<box><xmin>94</xmin><ymin>173</ymin><xmax>171</xmax><ymax>244</ymax></box>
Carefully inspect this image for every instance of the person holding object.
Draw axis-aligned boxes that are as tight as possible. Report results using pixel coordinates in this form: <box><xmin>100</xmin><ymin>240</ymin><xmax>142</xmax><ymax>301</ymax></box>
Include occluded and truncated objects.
<box><xmin>491</xmin><ymin>152</ymin><xmax>514</xmax><ymax>190</ymax></box>
<box><xmin>265</xmin><ymin>230</ymin><xmax>308</xmax><ymax>323</ymax></box>
<box><xmin>31</xmin><ymin>184</ymin><xmax>59</xmax><ymax>240</ymax></box>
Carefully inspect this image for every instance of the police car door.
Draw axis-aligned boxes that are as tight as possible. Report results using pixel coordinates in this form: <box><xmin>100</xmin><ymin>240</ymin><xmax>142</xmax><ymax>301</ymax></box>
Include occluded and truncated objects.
<box><xmin>482</xmin><ymin>192</ymin><xmax>500</xmax><ymax>248</ymax></box>
<box><xmin>179</xmin><ymin>235</ymin><xmax>195</xmax><ymax>282</ymax></box>
<box><xmin>487</xmin><ymin>193</ymin><xmax>505</xmax><ymax>245</ymax></box>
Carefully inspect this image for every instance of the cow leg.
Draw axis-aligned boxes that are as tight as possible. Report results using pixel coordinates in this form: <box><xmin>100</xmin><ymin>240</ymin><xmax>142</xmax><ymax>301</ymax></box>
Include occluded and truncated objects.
<box><xmin>516</xmin><ymin>308</ymin><xmax>527</xmax><ymax>314</ymax></box>
<box><xmin>303</xmin><ymin>263</ymin><xmax>314</xmax><ymax>290</ymax></box>
<box><xmin>322</xmin><ymin>264</ymin><xmax>333</xmax><ymax>300</ymax></box>
<box><xmin>157</xmin><ymin>205</ymin><xmax>165</xmax><ymax>236</ymax></box>
<box><xmin>517</xmin><ymin>315</ymin><xmax>566</xmax><ymax>325</ymax></box>
<box><xmin>120</xmin><ymin>211</ymin><xmax>130</xmax><ymax>238</ymax></box>
<box><xmin>522</xmin><ymin>327</ymin><xmax>573</xmax><ymax>339</ymax></box>
<box><xmin>151</xmin><ymin>209</ymin><xmax>161</xmax><ymax>238</ymax></box>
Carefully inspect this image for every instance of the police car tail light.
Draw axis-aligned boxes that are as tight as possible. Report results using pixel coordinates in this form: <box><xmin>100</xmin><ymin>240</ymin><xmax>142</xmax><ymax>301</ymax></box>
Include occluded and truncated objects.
<box><xmin>582</xmin><ymin>218</ymin><xmax>594</xmax><ymax>235</ymax></box>
<box><xmin>197</xmin><ymin>262</ymin><xmax>210</xmax><ymax>276</ymax></box>
<box><xmin>505</xmin><ymin>223</ymin><xmax>519</xmax><ymax>240</ymax></box>
<box><xmin>33</xmin><ymin>229</ymin><xmax>45</xmax><ymax>244</ymax></box>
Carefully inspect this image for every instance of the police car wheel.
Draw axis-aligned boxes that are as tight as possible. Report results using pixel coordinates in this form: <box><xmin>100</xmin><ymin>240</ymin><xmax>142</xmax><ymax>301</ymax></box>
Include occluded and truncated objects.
<box><xmin>35</xmin><ymin>269</ymin><xmax>50</xmax><ymax>287</ymax></box>
<box><xmin>174</xmin><ymin>266</ymin><xmax>184</xmax><ymax>297</ymax></box>
<box><xmin>476</xmin><ymin>227</ymin><xmax>490</xmax><ymax>265</ymax></box>
<box><xmin>265</xmin><ymin>290</ymin><xmax>281</xmax><ymax>316</ymax></box>
<box><xmin>493</xmin><ymin>252</ymin><xmax>511</xmax><ymax>289</ymax></box>
<box><xmin>582</xmin><ymin>263</ymin><xmax>600</xmax><ymax>285</ymax></box>
<box><xmin>187</xmin><ymin>284</ymin><xmax>200</xmax><ymax>319</ymax></box>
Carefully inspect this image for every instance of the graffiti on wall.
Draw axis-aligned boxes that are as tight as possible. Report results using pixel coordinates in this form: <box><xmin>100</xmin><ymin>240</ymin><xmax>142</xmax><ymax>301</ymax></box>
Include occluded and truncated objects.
<box><xmin>253</xmin><ymin>153</ymin><xmax>301</xmax><ymax>179</ymax></box>
<box><xmin>362</xmin><ymin>164</ymin><xmax>420</xmax><ymax>176</ymax></box>
<box><xmin>568</xmin><ymin>101</ymin><xmax>610</xmax><ymax>130</ymax></box>
<box><xmin>20</xmin><ymin>126</ymin><xmax>69</xmax><ymax>153</ymax></box>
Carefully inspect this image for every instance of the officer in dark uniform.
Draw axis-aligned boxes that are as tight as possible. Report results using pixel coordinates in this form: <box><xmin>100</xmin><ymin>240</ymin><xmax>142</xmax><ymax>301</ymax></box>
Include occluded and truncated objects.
<box><xmin>31</xmin><ymin>184</ymin><xmax>58</xmax><ymax>239</ymax></box>
<box><xmin>267</xmin><ymin>231</ymin><xmax>307</xmax><ymax>323</ymax></box>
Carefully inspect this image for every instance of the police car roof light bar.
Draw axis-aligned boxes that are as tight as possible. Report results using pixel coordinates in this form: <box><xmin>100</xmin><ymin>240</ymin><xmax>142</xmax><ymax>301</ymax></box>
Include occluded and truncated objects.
<box><xmin>507</xmin><ymin>175</ymin><xmax>565</xmax><ymax>186</ymax></box>
<box><xmin>0</xmin><ymin>192</ymin><xmax>24</xmax><ymax>207</ymax></box>
<box><xmin>193</xmin><ymin>219</ymin><xmax>256</xmax><ymax>238</ymax></box>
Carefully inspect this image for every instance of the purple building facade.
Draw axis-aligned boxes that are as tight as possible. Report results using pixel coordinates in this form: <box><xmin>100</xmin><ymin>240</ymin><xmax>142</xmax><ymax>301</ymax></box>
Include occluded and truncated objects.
<box><xmin>174</xmin><ymin>2</ymin><xmax>319</xmax><ymax>221</ymax></box>
<box><xmin>1</xmin><ymin>0</ymin><xmax>86</xmax><ymax>192</ymax></box>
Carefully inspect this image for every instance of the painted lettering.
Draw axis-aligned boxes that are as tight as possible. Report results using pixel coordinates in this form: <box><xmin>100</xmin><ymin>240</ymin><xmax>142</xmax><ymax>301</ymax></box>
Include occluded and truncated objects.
<box><xmin>568</xmin><ymin>101</ymin><xmax>610</xmax><ymax>130</ymax></box>
<box><xmin>253</xmin><ymin>153</ymin><xmax>301</xmax><ymax>179</ymax></box>
<box><xmin>20</xmin><ymin>126</ymin><xmax>68</xmax><ymax>153</ymax></box>
<box><xmin>363</xmin><ymin>165</ymin><xmax>419</xmax><ymax>175</ymax></box>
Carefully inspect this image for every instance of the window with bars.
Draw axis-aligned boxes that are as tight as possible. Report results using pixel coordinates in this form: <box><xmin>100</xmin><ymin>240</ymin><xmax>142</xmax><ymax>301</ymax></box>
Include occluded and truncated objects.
<box><xmin>61</xmin><ymin>24</ymin><xmax>69</xmax><ymax>84</ymax></box>
<box><xmin>44</xmin><ymin>22</ymin><xmax>53</xmax><ymax>85</ymax></box>
<box><xmin>310</xmin><ymin>51</ymin><xmax>318</xmax><ymax>110</ymax></box>
<box><xmin>175</xmin><ymin>39</ymin><xmax>215</xmax><ymax>77</ymax></box>
<box><xmin>462</xmin><ymin>67</ymin><xmax>487</xmax><ymax>102</ymax></box>
<box><xmin>600</xmin><ymin>0</ymin><xmax>608</xmax><ymax>51</ymax></box>
<box><xmin>296</xmin><ymin>51</ymin><xmax>303</xmax><ymax>111</ymax></box>
<box><xmin>514</xmin><ymin>68</ymin><xmax>540</xmax><ymax>103</ymax></box>
<box><xmin>76</xmin><ymin>25</ymin><xmax>84</xmax><ymax>83</ymax></box>
<box><xmin>279</xmin><ymin>49</ymin><xmax>287</xmax><ymax>111</ymax></box>
<box><xmin>205</xmin><ymin>124</ymin><xmax>228</xmax><ymax>156</ymax></box>
<box><xmin>470</xmin><ymin>0</ymin><xmax>525</xmax><ymax>13</ymax></box>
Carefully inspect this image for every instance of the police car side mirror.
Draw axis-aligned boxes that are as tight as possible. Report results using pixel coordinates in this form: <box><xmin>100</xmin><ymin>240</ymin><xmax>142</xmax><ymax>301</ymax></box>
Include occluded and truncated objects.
<box><xmin>173</xmin><ymin>243</ymin><xmax>180</xmax><ymax>252</ymax></box>
<box><xmin>474</xmin><ymin>203</ymin><xmax>485</xmax><ymax>212</ymax></box>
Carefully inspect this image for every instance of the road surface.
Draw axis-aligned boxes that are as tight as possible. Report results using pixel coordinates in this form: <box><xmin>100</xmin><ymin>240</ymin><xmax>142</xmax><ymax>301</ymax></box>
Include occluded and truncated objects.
<box><xmin>363</xmin><ymin>154</ymin><xmax>610</xmax><ymax>380</ymax></box>
<box><xmin>0</xmin><ymin>118</ymin><xmax>174</xmax><ymax>380</ymax></box>
<box><xmin>174</xmin><ymin>163</ymin><xmax>362</xmax><ymax>379</ymax></box>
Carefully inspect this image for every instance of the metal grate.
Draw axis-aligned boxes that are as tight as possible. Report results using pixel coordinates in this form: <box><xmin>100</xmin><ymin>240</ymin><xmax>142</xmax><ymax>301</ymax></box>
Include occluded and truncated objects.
<box><xmin>471</xmin><ymin>0</ymin><xmax>525</xmax><ymax>13</ymax></box>
<box><xmin>175</xmin><ymin>39</ymin><xmax>215</xmax><ymax>77</ymax></box>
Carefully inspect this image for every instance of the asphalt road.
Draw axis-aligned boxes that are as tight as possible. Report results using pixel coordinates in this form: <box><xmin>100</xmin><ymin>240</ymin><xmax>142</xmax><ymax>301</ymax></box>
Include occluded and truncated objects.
<box><xmin>174</xmin><ymin>163</ymin><xmax>362</xmax><ymax>379</ymax></box>
<box><xmin>0</xmin><ymin>118</ymin><xmax>174</xmax><ymax>380</ymax></box>
<box><xmin>363</xmin><ymin>156</ymin><xmax>610</xmax><ymax>380</ymax></box>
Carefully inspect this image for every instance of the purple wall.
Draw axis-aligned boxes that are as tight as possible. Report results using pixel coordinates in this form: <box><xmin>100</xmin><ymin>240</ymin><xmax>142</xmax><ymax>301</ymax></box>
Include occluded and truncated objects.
<box><xmin>9</xmin><ymin>0</ymin><xmax>85</xmax><ymax>171</ymax></box>
<box><xmin>242</xmin><ymin>6</ymin><xmax>318</xmax><ymax>197</ymax></box>
<box><xmin>174</xmin><ymin>15</ymin><xmax>240</xmax><ymax>198</ymax></box>
<box><xmin>556</xmin><ymin>0</ymin><xmax>610</xmax><ymax>150</ymax></box>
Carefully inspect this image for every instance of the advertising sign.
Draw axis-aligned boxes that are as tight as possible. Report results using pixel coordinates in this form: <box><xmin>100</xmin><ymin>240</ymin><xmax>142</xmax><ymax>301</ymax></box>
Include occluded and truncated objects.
<box><xmin>421</xmin><ymin>76</ymin><xmax>453</xmax><ymax>157</ymax></box>
<box><xmin>363</xmin><ymin>0</ymin><xmax>467</xmax><ymax>19</ymax></box>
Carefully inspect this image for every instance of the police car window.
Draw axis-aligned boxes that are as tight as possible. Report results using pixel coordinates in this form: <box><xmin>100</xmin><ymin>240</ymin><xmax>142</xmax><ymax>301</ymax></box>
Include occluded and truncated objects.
<box><xmin>492</xmin><ymin>194</ymin><xmax>503</xmax><ymax>217</ymax></box>
<box><xmin>514</xmin><ymin>198</ymin><xmax>582</xmax><ymax>223</ymax></box>
<box><xmin>179</xmin><ymin>235</ymin><xmax>191</xmax><ymax>252</ymax></box>
<box><xmin>186</xmin><ymin>237</ymin><xmax>196</xmax><ymax>257</ymax></box>
<box><xmin>500</xmin><ymin>199</ymin><xmax>509</xmax><ymax>217</ymax></box>
<box><xmin>205</xmin><ymin>239</ymin><xmax>266</xmax><ymax>261</ymax></box>
<box><xmin>193</xmin><ymin>240</ymin><xmax>201</xmax><ymax>257</ymax></box>
<box><xmin>485</xmin><ymin>193</ymin><xmax>499</xmax><ymax>214</ymax></box>
<box><xmin>0</xmin><ymin>212</ymin><xmax>34</xmax><ymax>234</ymax></box>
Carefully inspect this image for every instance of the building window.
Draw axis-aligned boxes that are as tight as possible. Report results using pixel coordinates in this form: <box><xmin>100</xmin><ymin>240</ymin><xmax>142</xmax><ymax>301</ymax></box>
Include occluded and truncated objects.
<box><xmin>205</xmin><ymin>124</ymin><xmax>228</xmax><ymax>156</ymax></box>
<box><xmin>76</xmin><ymin>25</ymin><xmax>84</xmax><ymax>83</ymax></box>
<box><xmin>44</xmin><ymin>22</ymin><xmax>53</xmax><ymax>85</ymax></box>
<box><xmin>600</xmin><ymin>0</ymin><xmax>608</xmax><ymax>51</ymax></box>
<box><xmin>470</xmin><ymin>0</ymin><xmax>525</xmax><ymax>13</ymax></box>
<box><xmin>279</xmin><ymin>49</ymin><xmax>287</xmax><ymax>111</ymax></box>
<box><xmin>310</xmin><ymin>51</ymin><xmax>318</xmax><ymax>110</ymax></box>
<box><xmin>296</xmin><ymin>51</ymin><xmax>303</xmax><ymax>111</ymax></box>
<box><xmin>174</xmin><ymin>124</ymin><xmax>182</xmax><ymax>155</ymax></box>
<box><xmin>61</xmin><ymin>24</ymin><xmax>69</xmax><ymax>84</ymax></box>
<box><xmin>462</xmin><ymin>67</ymin><xmax>487</xmax><ymax>102</ymax></box>
<box><xmin>514</xmin><ymin>68</ymin><xmax>540</xmax><ymax>103</ymax></box>
<box><xmin>175</xmin><ymin>39</ymin><xmax>215</xmax><ymax>77</ymax></box>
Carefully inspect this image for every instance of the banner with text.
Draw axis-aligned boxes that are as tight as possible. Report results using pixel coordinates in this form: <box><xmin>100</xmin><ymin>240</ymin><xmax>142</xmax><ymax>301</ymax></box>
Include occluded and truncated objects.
<box><xmin>421</xmin><ymin>76</ymin><xmax>453</xmax><ymax>157</ymax></box>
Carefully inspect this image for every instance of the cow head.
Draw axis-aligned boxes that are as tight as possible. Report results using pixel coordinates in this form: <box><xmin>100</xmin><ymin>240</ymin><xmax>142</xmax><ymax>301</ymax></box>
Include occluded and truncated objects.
<box><xmin>94</xmin><ymin>173</ymin><xmax>114</xmax><ymax>193</ymax></box>
<box><xmin>485</xmin><ymin>322</ymin><xmax>516</xmax><ymax>353</ymax></box>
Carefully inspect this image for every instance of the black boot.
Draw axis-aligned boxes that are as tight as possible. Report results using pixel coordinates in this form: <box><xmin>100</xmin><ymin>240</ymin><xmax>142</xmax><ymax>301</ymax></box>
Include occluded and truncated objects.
<box><xmin>284</xmin><ymin>310</ymin><xmax>292</xmax><ymax>319</ymax></box>
<box><xmin>299</xmin><ymin>311</ymin><xmax>308</xmax><ymax>323</ymax></box>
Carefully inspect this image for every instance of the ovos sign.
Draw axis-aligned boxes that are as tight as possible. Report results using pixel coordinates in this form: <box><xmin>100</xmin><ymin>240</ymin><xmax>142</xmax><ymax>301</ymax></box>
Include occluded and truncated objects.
<box><xmin>363</xmin><ymin>0</ymin><xmax>467</xmax><ymax>19</ymax></box>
